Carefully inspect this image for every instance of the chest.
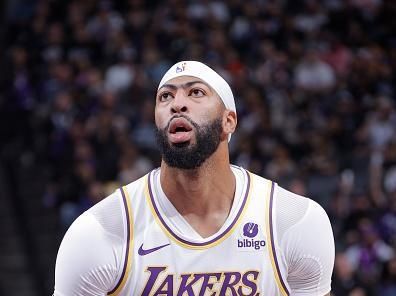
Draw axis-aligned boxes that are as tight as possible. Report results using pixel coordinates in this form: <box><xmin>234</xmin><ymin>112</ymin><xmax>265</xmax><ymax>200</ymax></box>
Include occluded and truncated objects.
<box><xmin>124</xmin><ymin>215</ymin><xmax>279</xmax><ymax>295</ymax></box>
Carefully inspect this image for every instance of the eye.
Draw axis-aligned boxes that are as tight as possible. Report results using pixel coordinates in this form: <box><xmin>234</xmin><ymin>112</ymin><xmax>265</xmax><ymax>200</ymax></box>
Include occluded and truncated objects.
<box><xmin>189</xmin><ymin>88</ymin><xmax>205</xmax><ymax>97</ymax></box>
<box><xmin>158</xmin><ymin>92</ymin><xmax>173</xmax><ymax>102</ymax></box>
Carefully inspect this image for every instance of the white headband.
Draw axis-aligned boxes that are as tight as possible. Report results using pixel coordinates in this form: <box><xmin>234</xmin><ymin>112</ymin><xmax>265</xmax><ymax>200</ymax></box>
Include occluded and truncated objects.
<box><xmin>158</xmin><ymin>61</ymin><xmax>236</xmax><ymax>115</ymax></box>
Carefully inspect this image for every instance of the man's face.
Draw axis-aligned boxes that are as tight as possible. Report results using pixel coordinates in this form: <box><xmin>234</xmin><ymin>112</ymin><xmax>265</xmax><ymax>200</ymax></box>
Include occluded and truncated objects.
<box><xmin>155</xmin><ymin>76</ymin><xmax>225</xmax><ymax>169</ymax></box>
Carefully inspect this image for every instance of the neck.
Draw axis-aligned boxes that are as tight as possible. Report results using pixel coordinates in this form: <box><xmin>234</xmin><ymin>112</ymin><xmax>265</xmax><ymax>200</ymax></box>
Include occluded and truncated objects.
<box><xmin>159</xmin><ymin>143</ymin><xmax>236</xmax><ymax>237</ymax></box>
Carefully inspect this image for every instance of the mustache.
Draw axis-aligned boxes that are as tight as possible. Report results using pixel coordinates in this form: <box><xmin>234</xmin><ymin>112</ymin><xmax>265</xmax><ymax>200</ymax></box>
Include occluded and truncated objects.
<box><xmin>164</xmin><ymin>115</ymin><xmax>199</xmax><ymax>131</ymax></box>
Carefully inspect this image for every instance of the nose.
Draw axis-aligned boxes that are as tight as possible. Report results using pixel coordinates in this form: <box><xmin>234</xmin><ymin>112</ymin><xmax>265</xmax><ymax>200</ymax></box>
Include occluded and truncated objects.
<box><xmin>170</xmin><ymin>90</ymin><xmax>188</xmax><ymax>114</ymax></box>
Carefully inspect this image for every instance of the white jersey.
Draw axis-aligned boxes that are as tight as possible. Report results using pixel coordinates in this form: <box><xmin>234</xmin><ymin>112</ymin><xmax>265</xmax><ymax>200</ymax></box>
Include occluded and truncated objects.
<box><xmin>54</xmin><ymin>166</ymin><xmax>335</xmax><ymax>296</ymax></box>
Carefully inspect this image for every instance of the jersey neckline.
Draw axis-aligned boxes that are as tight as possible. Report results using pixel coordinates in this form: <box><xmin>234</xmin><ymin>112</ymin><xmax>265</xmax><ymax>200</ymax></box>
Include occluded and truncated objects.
<box><xmin>144</xmin><ymin>166</ymin><xmax>252</xmax><ymax>249</ymax></box>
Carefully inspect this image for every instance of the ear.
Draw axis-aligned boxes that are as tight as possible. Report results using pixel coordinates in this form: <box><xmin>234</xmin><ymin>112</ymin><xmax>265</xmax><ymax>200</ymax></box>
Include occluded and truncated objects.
<box><xmin>223</xmin><ymin>110</ymin><xmax>237</xmax><ymax>136</ymax></box>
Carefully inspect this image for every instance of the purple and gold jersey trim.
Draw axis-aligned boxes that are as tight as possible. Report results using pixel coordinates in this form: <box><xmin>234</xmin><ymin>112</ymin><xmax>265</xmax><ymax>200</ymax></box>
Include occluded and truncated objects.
<box><xmin>144</xmin><ymin>168</ymin><xmax>252</xmax><ymax>249</ymax></box>
<box><xmin>265</xmin><ymin>182</ymin><xmax>290</xmax><ymax>296</ymax></box>
<box><xmin>108</xmin><ymin>187</ymin><xmax>134</xmax><ymax>295</ymax></box>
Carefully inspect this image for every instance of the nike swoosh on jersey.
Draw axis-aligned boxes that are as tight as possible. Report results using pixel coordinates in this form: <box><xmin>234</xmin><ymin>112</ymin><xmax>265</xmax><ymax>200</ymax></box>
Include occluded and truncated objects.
<box><xmin>138</xmin><ymin>243</ymin><xmax>170</xmax><ymax>256</ymax></box>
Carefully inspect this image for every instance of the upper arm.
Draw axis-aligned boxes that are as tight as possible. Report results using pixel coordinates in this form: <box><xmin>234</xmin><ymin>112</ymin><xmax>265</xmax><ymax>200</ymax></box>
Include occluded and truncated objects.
<box><xmin>54</xmin><ymin>212</ymin><xmax>122</xmax><ymax>296</ymax></box>
<box><xmin>282</xmin><ymin>200</ymin><xmax>335</xmax><ymax>296</ymax></box>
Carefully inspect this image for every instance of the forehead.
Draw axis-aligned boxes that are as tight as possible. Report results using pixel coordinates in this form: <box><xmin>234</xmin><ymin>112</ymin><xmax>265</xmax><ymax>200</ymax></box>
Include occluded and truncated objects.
<box><xmin>158</xmin><ymin>76</ymin><xmax>213</xmax><ymax>91</ymax></box>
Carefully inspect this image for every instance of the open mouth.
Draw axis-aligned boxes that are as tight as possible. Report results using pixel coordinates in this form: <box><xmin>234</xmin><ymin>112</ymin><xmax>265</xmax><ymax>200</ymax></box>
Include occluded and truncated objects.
<box><xmin>168</xmin><ymin>118</ymin><xmax>193</xmax><ymax>143</ymax></box>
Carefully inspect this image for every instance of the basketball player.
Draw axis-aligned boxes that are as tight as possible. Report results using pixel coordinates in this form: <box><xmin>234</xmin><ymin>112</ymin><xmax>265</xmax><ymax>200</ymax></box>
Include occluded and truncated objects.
<box><xmin>54</xmin><ymin>61</ymin><xmax>335</xmax><ymax>295</ymax></box>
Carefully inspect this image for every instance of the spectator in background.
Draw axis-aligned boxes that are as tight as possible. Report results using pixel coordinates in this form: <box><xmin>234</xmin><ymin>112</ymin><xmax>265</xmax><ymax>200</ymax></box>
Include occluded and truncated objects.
<box><xmin>332</xmin><ymin>252</ymin><xmax>365</xmax><ymax>295</ymax></box>
<box><xmin>345</xmin><ymin>218</ymin><xmax>394</xmax><ymax>291</ymax></box>
<box><xmin>294</xmin><ymin>47</ymin><xmax>336</xmax><ymax>93</ymax></box>
<box><xmin>379</xmin><ymin>258</ymin><xmax>396</xmax><ymax>296</ymax></box>
<box><xmin>104</xmin><ymin>53</ymin><xmax>135</xmax><ymax>94</ymax></box>
<box><xmin>360</xmin><ymin>96</ymin><xmax>396</xmax><ymax>153</ymax></box>
<box><xmin>117</xmin><ymin>142</ymin><xmax>153</xmax><ymax>184</ymax></box>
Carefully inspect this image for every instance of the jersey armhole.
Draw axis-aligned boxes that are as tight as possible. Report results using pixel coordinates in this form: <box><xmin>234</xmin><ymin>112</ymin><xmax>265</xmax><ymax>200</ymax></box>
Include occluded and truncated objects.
<box><xmin>265</xmin><ymin>182</ymin><xmax>291</xmax><ymax>296</ymax></box>
<box><xmin>107</xmin><ymin>186</ymin><xmax>134</xmax><ymax>295</ymax></box>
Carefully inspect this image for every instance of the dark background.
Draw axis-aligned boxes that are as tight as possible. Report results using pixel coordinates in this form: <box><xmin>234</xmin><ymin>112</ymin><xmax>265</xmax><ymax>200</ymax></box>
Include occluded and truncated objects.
<box><xmin>0</xmin><ymin>0</ymin><xmax>395</xmax><ymax>295</ymax></box>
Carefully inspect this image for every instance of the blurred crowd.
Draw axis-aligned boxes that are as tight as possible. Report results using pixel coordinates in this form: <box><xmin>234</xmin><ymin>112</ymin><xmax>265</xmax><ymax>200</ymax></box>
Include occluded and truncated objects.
<box><xmin>1</xmin><ymin>0</ymin><xmax>396</xmax><ymax>295</ymax></box>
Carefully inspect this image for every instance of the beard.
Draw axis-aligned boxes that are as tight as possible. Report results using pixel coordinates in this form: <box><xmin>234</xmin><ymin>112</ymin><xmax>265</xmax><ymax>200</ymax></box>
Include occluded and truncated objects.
<box><xmin>156</xmin><ymin>116</ymin><xmax>223</xmax><ymax>170</ymax></box>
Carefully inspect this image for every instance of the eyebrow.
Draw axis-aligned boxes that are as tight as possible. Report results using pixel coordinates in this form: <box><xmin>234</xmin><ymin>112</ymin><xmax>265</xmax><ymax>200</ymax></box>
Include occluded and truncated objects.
<box><xmin>158</xmin><ymin>80</ymin><xmax>212</xmax><ymax>91</ymax></box>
